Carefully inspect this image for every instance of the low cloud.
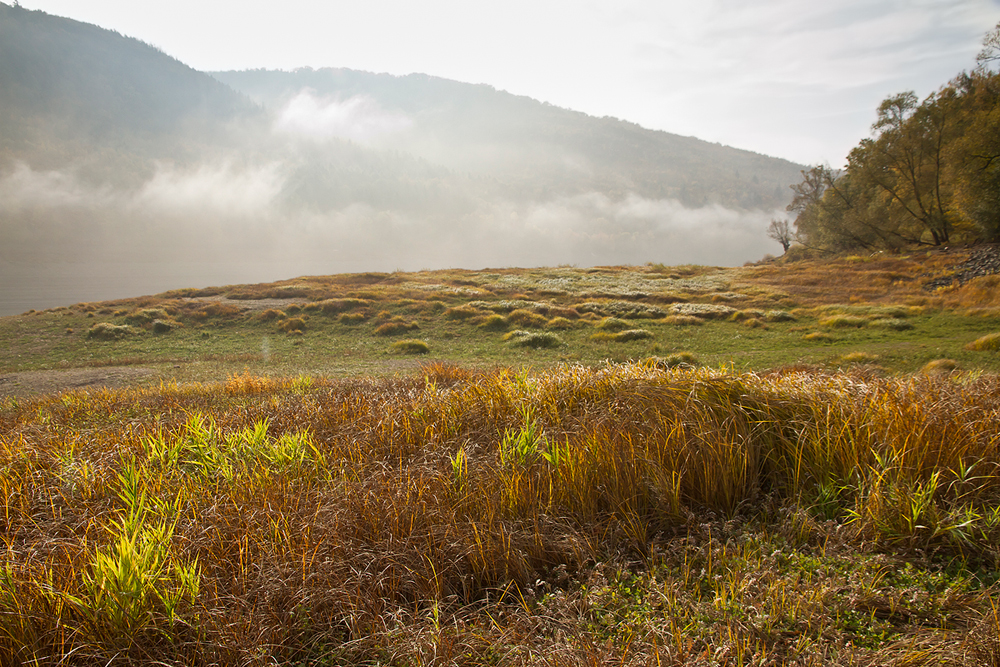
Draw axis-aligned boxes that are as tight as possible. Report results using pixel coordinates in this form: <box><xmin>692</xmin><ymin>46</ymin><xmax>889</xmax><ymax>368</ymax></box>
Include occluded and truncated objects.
<box><xmin>0</xmin><ymin>162</ymin><xmax>782</xmax><ymax>313</ymax></box>
<box><xmin>135</xmin><ymin>162</ymin><xmax>285</xmax><ymax>215</ymax></box>
<box><xmin>274</xmin><ymin>90</ymin><xmax>413</xmax><ymax>144</ymax></box>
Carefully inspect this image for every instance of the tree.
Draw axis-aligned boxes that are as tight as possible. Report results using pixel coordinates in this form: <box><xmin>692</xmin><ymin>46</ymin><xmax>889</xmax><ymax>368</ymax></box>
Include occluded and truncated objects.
<box><xmin>977</xmin><ymin>21</ymin><xmax>1000</xmax><ymax>72</ymax></box>
<box><xmin>849</xmin><ymin>90</ymin><xmax>955</xmax><ymax>245</ymax></box>
<box><xmin>766</xmin><ymin>219</ymin><xmax>793</xmax><ymax>252</ymax></box>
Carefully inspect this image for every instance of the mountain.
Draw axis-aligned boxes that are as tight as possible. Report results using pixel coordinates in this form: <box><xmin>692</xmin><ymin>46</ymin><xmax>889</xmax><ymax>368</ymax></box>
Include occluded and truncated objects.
<box><xmin>0</xmin><ymin>3</ymin><xmax>806</xmax><ymax>317</ymax></box>
<box><xmin>212</xmin><ymin>68</ymin><xmax>803</xmax><ymax>210</ymax></box>
<box><xmin>0</xmin><ymin>2</ymin><xmax>264</xmax><ymax>185</ymax></box>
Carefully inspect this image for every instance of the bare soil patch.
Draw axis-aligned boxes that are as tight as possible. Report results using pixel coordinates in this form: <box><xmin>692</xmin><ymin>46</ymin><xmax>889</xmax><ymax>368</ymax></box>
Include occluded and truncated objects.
<box><xmin>0</xmin><ymin>366</ymin><xmax>155</xmax><ymax>398</ymax></box>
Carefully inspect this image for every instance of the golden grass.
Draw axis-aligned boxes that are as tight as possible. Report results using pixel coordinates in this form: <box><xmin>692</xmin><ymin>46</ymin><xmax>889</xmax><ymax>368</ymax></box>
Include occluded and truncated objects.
<box><xmin>966</xmin><ymin>333</ymin><xmax>1000</xmax><ymax>352</ymax></box>
<box><xmin>3</xmin><ymin>364</ymin><xmax>1000</xmax><ymax>662</ymax></box>
<box><xmin>5</xmin><ymin>364</ymin><xmax>1000</xmax><ymax>664</ymax></box>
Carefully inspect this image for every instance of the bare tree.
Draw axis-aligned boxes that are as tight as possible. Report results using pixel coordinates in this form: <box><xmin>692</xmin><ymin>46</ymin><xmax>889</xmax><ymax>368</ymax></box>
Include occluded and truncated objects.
<box><xmin>767</xmin><ymin>219</ymin><xmax>793</xmax><ymax>253</ymax></box>
<box><xmin>977</xmin><ymin>21</ymin><xmax>1000</xmax><ymax>72</ymax></box>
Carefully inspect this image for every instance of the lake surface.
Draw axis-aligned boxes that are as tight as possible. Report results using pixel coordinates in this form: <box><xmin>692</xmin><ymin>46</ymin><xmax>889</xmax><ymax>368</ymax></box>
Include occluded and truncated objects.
<box><xmin>0</xmin><ymin>259</ymin><xmax>373</xmax><ymax>316</ymax></box>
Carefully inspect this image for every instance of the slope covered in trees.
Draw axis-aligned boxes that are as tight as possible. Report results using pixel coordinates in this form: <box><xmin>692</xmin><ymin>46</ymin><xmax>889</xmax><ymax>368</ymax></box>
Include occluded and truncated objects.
<box><xmin>213</xmin><ymin>68</ymin><xmax>803</xmax><ymax>211</ymax></box>
<box><xmin>788</xmin><ymin>23</ymin><xmax>1000</xmax><ymax>252</ymax></box>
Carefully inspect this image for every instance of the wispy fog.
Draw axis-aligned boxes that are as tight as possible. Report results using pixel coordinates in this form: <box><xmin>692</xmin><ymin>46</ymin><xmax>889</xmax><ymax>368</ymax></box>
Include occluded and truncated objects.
<box><xmin>0</xmin><ymin>159</ymin><xmax>783</xmax><ymax>315</ymax></box>
<box><xmin>275</xmin><ymin>91</ymin><xmax>412</xmax><ymax>144</ymax></box>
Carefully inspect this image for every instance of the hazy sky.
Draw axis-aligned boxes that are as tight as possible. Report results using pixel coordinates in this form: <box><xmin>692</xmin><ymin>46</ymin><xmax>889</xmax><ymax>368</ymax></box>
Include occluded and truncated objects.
<box><xmin>15</xmin><ymin>0</ymin><xmax>1000</xmax><ymax>167</ymax></box>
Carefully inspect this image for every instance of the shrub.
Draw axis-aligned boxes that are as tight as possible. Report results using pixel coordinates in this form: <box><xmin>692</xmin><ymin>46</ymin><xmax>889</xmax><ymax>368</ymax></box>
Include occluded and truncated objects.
<box><xmin>391</xmin><ymin>339</ymin><xmax>430</xmax><ymax>355</ymax></box>
<box><xmin>507</xmin><ymin>309</ymin><xmax>549</xmax><ymax>328</ymax></box>
<box><xmin>661</xmin><ymin>315</ymin><xmax>703</xmax><ymax>326</ymax></box>
<box><xmin>285</xmin><ymin>303</ymin><xmax>303</xmax><ymax>314</ymax></box>
<box><xmin>375</xmin><ymin>321</ymin><xmax>419</xmax><ymax>336</ymax></box>
<box><xmin>279</xmin><ymin>318</ymin><xmax>307</xmax><ymax>333</ymax></box>
<box><xmin>869</xmin><ymin>318</ymin><xmax>914</xmax><ymax>331</ymax></box>
<box><xmin>965</xmin><ymin>333</ymin><xmax>1000</xmax><ymax>352</ymax></box>
<box><xmin>87</xmin><ymin>323</ymin><xmax>135</xmax><ymax>341</ymax></box>
<box><xmin>743</xmin><ymin>318</ymin><xmax>765</xmax><ymax>328</ymax></box>
<box><xmin>595</xmin><ymin>317</ymin><xmax>631</xmax><ymax>332</ymax></box>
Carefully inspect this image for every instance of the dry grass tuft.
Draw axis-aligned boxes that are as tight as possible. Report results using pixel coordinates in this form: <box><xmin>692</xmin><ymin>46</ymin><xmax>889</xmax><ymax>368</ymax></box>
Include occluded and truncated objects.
<box><xmin>375</xmin><ymin>320</ymin><xmax>420</xmax><ymax>336</ymax></box>
<box><xmin>921</xmin><ymin>359</ymin><xmax>959</xmax><ymax>375</ymax></box>
<box><xmin>278</xmin><ymin>317</ymin><xmax>307</xmax><ymax>333</ymax></box>
<box><xmin>87</xmin><ymin>322</ymin><xmax>136</xmax><ymax>340</ymax></box>
<box><xmin>966</xmin><ymin>333</ymin><xmax>1000</xmax><ymax>352</ymax></box>
<box><xmin>391</xmin><ymin>339</ymin><xmax>430</xmax><ymax>354</ymax></box>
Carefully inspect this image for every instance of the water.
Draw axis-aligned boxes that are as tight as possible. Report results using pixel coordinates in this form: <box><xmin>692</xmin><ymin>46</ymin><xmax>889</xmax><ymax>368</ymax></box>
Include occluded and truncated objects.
<box><xmin>0</xmin><ymin>259</ymin><xmax>361</xmax><ymax>316</ymax></box>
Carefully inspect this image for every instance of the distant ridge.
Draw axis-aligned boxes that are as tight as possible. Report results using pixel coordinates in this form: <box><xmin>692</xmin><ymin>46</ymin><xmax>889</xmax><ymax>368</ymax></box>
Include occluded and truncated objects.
<box><xmin>0</xmin><ymin>3</ymin><xmax>806</xmax><ymax>316</ymax></box>
<box><xmin>213</xmin><ymin>67</ymin><xmax>803</xmax><ymax>210</ymax></box>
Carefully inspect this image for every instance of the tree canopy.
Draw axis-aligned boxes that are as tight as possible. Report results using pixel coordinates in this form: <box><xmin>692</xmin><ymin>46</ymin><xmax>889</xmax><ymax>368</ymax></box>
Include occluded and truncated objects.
<box><xmin>788</xmin><ymin>22</ymin><xmax>1000</xmax><ymax>251</ymax></box>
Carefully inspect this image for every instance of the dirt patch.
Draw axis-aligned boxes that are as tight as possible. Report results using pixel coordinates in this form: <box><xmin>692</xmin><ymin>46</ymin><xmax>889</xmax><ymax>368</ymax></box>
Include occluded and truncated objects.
<box><xmin>0</xmin><ymin>366</ymin><xmax>156</xmax><ymax>399</ymax></box>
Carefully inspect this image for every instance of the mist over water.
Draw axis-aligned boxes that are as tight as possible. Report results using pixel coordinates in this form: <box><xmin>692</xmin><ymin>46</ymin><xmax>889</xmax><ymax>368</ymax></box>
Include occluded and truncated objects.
<box><xmin>0</xmin><ymin>156</ymin><xmax>785</xmax><ymax>316</ymax></box>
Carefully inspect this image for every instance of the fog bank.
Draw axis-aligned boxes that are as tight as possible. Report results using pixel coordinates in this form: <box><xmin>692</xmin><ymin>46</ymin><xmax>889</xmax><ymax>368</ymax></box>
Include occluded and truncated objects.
<box><xmin>0</xmin><ymin>162</ymin><xmax>784</xmax><ymax>315</ymax></box>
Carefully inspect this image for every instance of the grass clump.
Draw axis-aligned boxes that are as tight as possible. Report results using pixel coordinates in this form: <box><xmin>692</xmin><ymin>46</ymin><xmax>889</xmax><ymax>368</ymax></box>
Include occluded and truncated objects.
<box><xmin>507</xmin><ymin>309</ymin><xmax>549</xmax><ymax>328</ymax></box>
<box><xmin>503</xmin><ymin>330</ymin><xmax>563</xmax><ymax>348</ymax></box>
<box><xmin>278</xmin><ymin>317</ymin><xmax>306</xmax><ymax>333</ymax></box>
<box><xmin>595</xmin><ymin>317</ymin><xmax>631</xmax><ymax>332</ymax></box>
<box><xmin>803</xmin><ymin>331</ymin><xmax>835</xmax><ymax>342</ymax></box>
<box><xmin>374</xmin><ymin>320</ymin><xmax>420</xmax><ymax>336</ymax></box>
<box><xmin>870</xmin><ymin>318</ymin><xmax>914</xmax><ymax>331</ymax></box>
<box><xmin>921</xmin><ymin>359</ymin><xmax>959</xmax><ymax>375</ymax></box>
<box><xmin>391</xmin><ymin>339</ymin><xmax>430</xmax><ymax>355</ymax></box>
<box><xmin>443</xmin><ymin>305</ymin><xmax>481</xmax><ymax>320</ymax></box>
<box><xmin>965</xmin><ymin>332</ymin><xmax>1000</xmax><ymax>351</ymax></box>
<box><xmin>544</xmin><ymin>316</ymin><xmax>575</xmax><ymax>330</ymax></box>
<box><xmin>643</xmin><ymin>351</ymin><xmax>698</xmax><ymax>368</ymax></box>
<box><xmin>840</xmin><ymin>351</ymin><xmax>880</xmax><ymax>364</ymax></box>
<box><xmin>477</xmin><ymin>314</ymin><xmax>509</xmax><ymax>331</ymax></box>
<box><xmin>764</xmin><ymin>309</ymin><xmax>795</xmax><ymax>322</ymax></box>
<box><xmin>151</xmin><ymin>320</ymin><xmax>174</xmax><ymax>334</ymax></box>
<box><xmin>339</xmin><ymin>312</ymin><xmax>367</xmax><ymax>325</ymax></box>
<box><xmin>660</xmin><ymin>315</ymin><xmax>703</xmax><ymax>326</ymax></box>
<box><xmin>257</xmin><ymin>308</ymin><xmax>286</xmax><ymax>322</ymax></box>
<box><xmin>819</xmin><ymin>315</ymin><xmax>868</xmax><ymax>328</ymax></box>
<box><xmin>87</xmin><ymin>322</ymin><xmax>135</xmax><ymax>341</ymax></box>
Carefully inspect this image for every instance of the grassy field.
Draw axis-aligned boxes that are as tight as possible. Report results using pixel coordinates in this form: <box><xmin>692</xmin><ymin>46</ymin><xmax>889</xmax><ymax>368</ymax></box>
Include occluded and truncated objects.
<box><xmin>3</xmin><ymin>251</ymin><xmax>1000</xmax><ymax>665</ymax></box>
<box><xmin>3</xmin><ymin>251</ymin><xmax>1000</xmax><ymax>387</ymax></box>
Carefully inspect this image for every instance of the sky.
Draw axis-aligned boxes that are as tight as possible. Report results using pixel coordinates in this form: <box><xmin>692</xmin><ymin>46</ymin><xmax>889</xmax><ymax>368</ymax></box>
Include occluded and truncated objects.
<box><xmin>14</xmin><ymin>0</ymin><xmax>1000</xmax><ymax>167</ymax></box>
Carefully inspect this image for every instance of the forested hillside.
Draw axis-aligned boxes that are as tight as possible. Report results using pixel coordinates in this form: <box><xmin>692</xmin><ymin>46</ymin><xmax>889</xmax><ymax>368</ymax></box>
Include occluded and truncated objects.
<box><xmin>213</xmin><ymin>68</ymin><xmax>803</xmax><ymax>210</ymax></box>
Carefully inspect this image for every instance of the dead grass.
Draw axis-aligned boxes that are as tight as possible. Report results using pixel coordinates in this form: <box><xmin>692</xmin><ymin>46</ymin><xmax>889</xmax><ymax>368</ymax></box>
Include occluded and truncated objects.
<box><xmin>6</xmin><ymin>364</ymin><xmax>1000</xmax><ymax>663</ymax></box>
